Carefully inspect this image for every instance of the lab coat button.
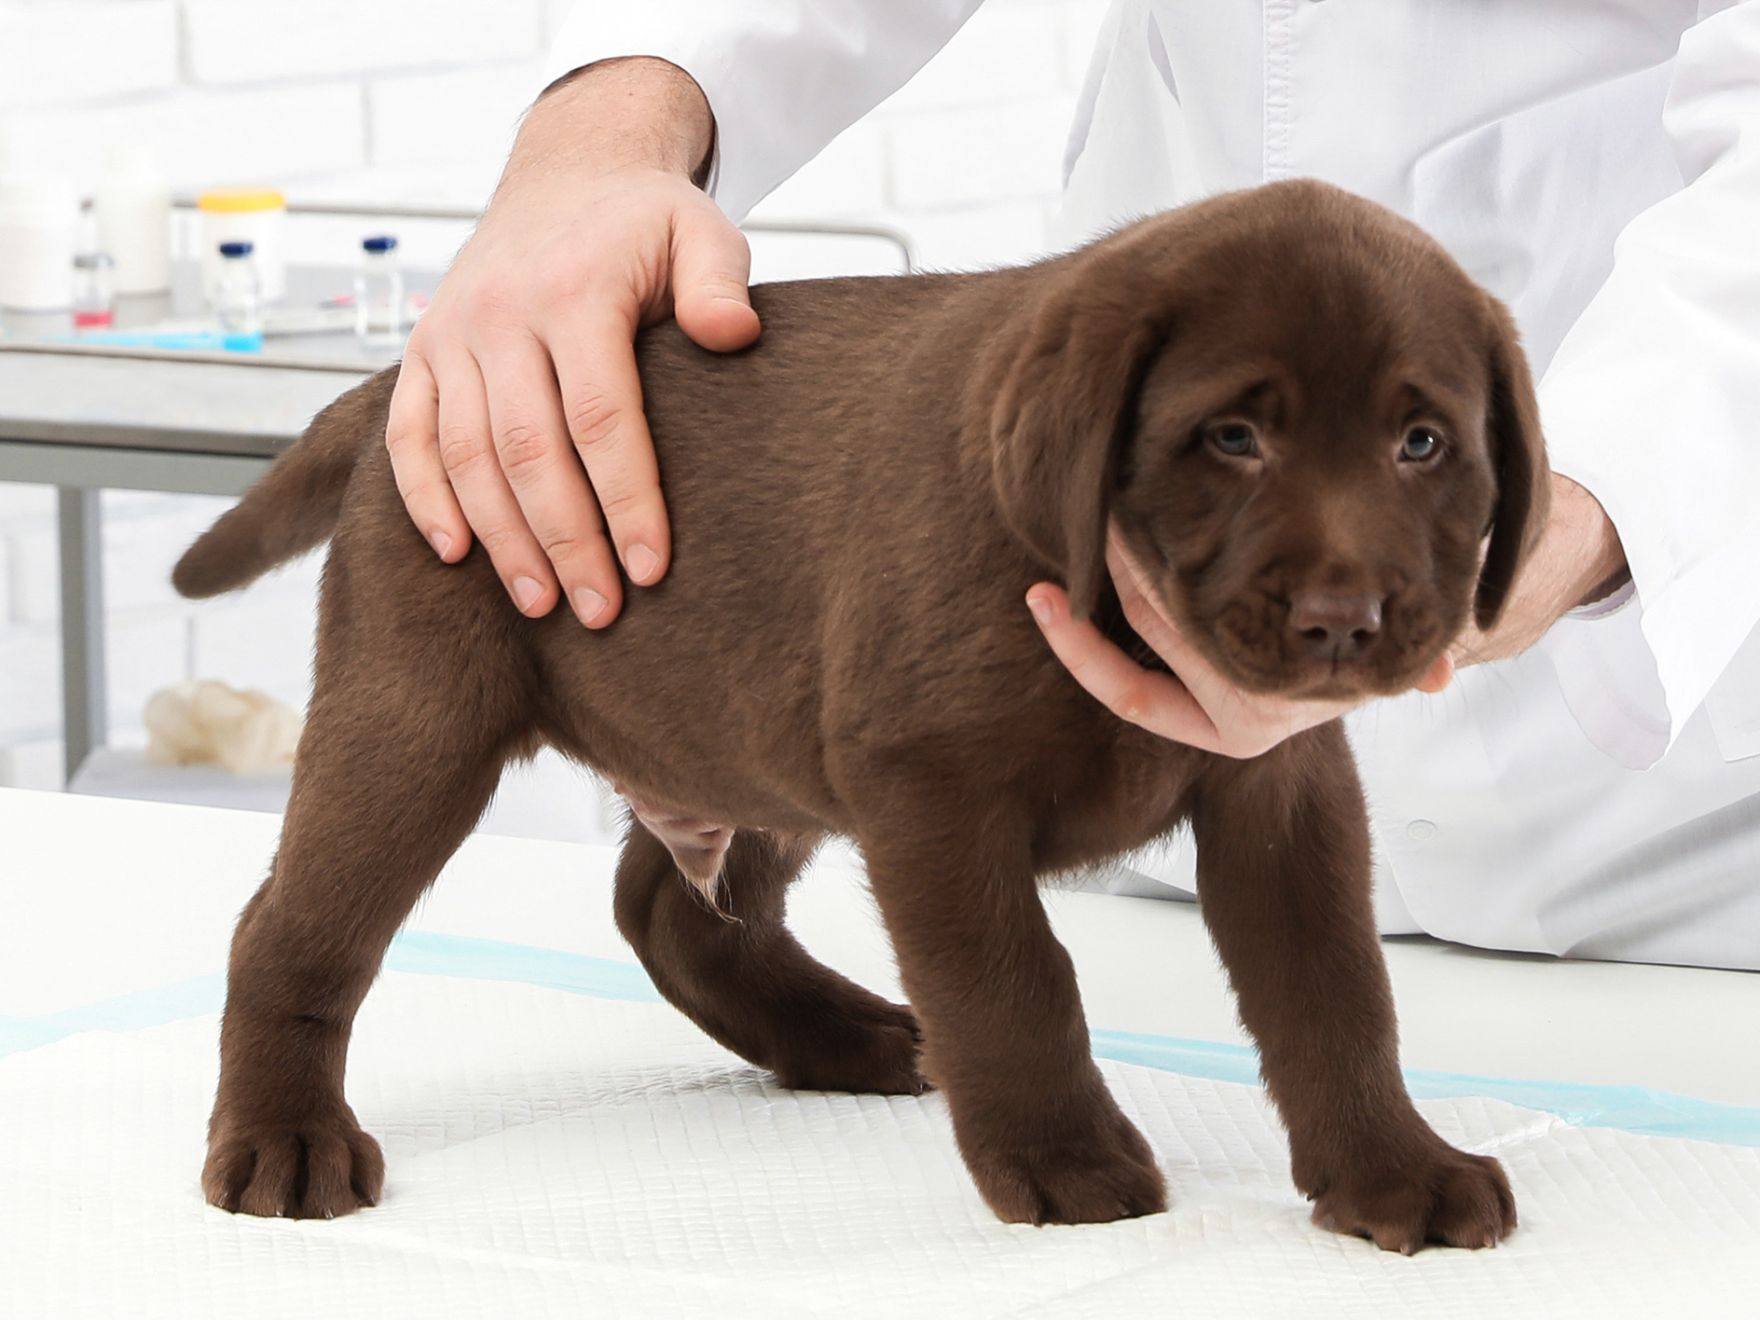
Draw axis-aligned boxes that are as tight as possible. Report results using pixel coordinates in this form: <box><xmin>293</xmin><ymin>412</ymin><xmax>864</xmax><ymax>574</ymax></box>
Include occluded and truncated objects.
<box><xmin>1405</xmin><ymin>819</ymin><xmax>1438</xmax><ymax>842</ymax></box>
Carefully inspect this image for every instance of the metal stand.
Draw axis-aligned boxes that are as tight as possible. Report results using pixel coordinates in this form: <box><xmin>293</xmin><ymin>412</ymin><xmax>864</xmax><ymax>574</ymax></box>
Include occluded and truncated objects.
<box><xmin>57</xmin><ymin>486</ymin><xmax>107</xmax><ymax>782</ymax></box>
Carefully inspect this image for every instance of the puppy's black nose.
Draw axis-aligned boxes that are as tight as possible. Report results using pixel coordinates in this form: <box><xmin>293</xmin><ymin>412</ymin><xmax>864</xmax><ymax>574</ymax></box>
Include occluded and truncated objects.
<box><xmin>1288</xmin><ymin>591</ymin><xmax>1383</xmax><ymax>659</ymax></box>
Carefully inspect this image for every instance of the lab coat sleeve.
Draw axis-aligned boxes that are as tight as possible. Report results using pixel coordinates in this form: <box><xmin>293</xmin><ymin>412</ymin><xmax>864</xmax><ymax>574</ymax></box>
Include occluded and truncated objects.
<box><xmin>543</xmin><ymin>0</ymin><xmax>987</xmax><ymax>221</ymax></box>
<box><xmin>1535</xmin><ymin>0</ymin><xmax>1760</xmax><ymax>770</ymax></box>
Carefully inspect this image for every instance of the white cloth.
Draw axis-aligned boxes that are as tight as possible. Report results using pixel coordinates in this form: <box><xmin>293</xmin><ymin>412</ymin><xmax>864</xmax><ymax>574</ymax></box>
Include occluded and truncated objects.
<box><xmin>10</xmin><ymin>792</ymin><xmax>1758</xmax><ymax>1315</ymax></box>
<box><xmin>8</xmin><ymin>971</ymin><xmax>1760</xmax><ymax>1320</ymax></box>
<box><xmin>545</xmin><ymin>2</ymin><xmax>1760</xmax><ymax>968</ymax></box>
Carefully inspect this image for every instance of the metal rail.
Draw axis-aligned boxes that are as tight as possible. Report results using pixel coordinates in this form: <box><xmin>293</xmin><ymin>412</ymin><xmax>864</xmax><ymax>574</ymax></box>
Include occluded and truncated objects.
<box><xmin>168</xmin><ymin>194</ymin><xmax>919</xmax><ymax>273</ymax></box>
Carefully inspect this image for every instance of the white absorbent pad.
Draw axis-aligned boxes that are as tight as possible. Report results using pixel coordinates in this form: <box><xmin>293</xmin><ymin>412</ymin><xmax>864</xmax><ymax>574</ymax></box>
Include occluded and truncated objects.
<box><xmin>4</xmin><ymin>947</ymin><xmax>1759</xmax><ymax>1320</ymax></box>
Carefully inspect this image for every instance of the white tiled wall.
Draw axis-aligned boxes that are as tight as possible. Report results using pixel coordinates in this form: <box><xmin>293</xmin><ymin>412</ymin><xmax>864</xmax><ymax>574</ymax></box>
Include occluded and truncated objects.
<box><xmin>0</xmin><ymin>0</ymin><xmax>1109</xmax><ymax>789</ymax></box>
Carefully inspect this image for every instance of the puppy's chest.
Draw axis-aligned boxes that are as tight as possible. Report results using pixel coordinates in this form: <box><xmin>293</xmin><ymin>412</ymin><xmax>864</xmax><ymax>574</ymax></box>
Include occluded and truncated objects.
<box><xmin>1021</xmin><ymin>592</ymin><xmax>1201</xmax><ymax>870</ymax></box>
<box><xmin>1032</xmin><ymin>724</ymin><xmax>1201</xmax><ymax>873</ymax></box>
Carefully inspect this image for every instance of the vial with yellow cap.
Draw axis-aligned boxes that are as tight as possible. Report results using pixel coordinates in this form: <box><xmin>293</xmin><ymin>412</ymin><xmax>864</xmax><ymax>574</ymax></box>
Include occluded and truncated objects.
<box><xmin>197</xmin><ymin>188</ymin><xmax>287</xmax><ymax>304</ymax></box>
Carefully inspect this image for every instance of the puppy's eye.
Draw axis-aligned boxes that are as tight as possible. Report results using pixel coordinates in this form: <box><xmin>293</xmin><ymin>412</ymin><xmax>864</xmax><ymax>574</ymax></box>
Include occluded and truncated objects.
<box><xmin>1207</xmin><ymin>422</ymin><xmax>1259</xmax><ymax>458</ymax></box>
<box><xmin>1400</xmin><ymin>427</ymin><xmax>1443</xmax><ymax>462</ymax></box>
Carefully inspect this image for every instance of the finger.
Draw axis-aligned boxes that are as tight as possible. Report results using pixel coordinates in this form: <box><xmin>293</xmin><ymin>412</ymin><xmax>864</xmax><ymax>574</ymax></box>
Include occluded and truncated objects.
<box><xmin>477</xmin><ymin>334</ymin><xmax>624</xmax><ymax>628</ymax></box>
<box><xmin>1415</xmin><ymin>650</ymin><xmax>1455</xmax><ymax>694</ymax></box>
<box><xmin>670</xmin><ymin>200</ymin><xmax>762</xmax><ymax>353</ymax></box>
<box><xmin>1027</xmin><ymin>585</ymin><xmax>1227</xmax><ymax>752</ymax></box>
<box><xmin>1110</xmin><ymin>554</ymin><xmax>1189</xmax><ymax>663</ymax></box>
<box><xmin>385</xmin><ymin>351</ymin><xmax>469</xmax><ymax>562</ymax></box>
<box><xmin>1105</xmin><ymin>530</ymin><xmax>1203</xmax><ymax>668</ymax></box>
<box><xmin>1103</xmin><ymin>538</ymin><xmax>1239</xmax><ymax>714</ymax></box>
<box><xmin>433</xmin><ymin>352</ymin><xmax>558</xmax><ymax>616</ymax></box>
<box><xmin>552</xmin><ymin>305</ymin><xmax>671</xmax><ymax>588</ymax></box>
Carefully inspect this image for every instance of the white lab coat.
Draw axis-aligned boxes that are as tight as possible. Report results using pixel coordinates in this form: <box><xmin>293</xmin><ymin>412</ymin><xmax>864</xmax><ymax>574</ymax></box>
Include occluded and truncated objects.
<box><xmin>549</xmin><ymin>2</ymin><xmax>1760</xmax><ymax>970</ymax></box>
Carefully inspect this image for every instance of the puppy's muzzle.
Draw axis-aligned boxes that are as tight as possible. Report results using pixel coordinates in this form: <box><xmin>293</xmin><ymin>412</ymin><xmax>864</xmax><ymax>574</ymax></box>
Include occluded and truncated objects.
<box><xmin>1288</xmin><ymin>590</ymin><xmax>1384</xmax><ymax>663</ymax></box>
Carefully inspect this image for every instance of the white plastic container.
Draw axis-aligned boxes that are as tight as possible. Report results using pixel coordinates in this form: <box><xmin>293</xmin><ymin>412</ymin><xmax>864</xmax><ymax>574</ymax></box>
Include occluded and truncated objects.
<box><xmin>0</xmin><ymin>175</ymin><xmax>79</xmax><ymax>311</ymax></box>
<box><xmin>94</xmin><ymin>146</ymin><xmax>172</xmax><ymax>295</ymax></box>
<box><xmin>354</xmin><ymin>234</ymin><xmax>404</xmax><ymax>343</ymax></box>
<box><xmin>197</xmin><ymin>188</ymin><xmax>287</xmax><ymax>304</ymax></box>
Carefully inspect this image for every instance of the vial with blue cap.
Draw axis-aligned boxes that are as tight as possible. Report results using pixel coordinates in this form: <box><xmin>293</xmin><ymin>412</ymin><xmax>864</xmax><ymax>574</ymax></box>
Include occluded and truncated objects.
<box><xmin>355</xmin><ymin>234</ymin><xmax>404</xmax><ymax>344</ymax></box>
<box><xmin>213</xmin><ymin>239</ymin><xmax>264</xmax><ymax>350</ymax></box>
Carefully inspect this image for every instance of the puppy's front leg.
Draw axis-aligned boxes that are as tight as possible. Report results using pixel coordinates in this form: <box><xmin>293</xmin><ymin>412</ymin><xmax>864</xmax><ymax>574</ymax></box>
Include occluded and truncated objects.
<box><xmin>1192</xmin><ymin>723</ymin><xmax>1516</xmax><ymax>1253</ymax></box>
<box><xmin>860</xmin><ymin>807</ymin><xmax>1165</xmax><ymax>1225</ymax></box>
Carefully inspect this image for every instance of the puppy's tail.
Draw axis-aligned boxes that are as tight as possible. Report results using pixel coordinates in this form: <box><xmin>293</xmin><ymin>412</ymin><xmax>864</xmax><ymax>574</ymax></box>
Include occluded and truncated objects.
<box><xmin>172</xmin><ymin>366</ymin><xmax>397</xmax><ymax>599</ymax></box>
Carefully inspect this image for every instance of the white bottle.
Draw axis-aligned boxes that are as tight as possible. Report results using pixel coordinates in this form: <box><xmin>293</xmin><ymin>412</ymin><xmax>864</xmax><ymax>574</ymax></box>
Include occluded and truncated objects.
<box><xmin>93</xmin><ymin>145</ymin><xmax>172</xmax><ymax>296</ymax></box>
<box><xmin>353</xmin><ymin>234</ymin><xmax>404</xmax><ymax>343</ymax></box>
<box><xmin>0</xmin><ymin>172</ymin><xmax>79</xmax><ymax>311</ymax></box>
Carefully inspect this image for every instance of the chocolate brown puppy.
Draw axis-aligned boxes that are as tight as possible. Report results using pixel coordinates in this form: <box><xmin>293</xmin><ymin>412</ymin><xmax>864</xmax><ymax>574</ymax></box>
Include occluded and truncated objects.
<box><xmin>177</xmin><ymin>180</ymin><xmax>1543</xmax><ymax>1249</ymax></box>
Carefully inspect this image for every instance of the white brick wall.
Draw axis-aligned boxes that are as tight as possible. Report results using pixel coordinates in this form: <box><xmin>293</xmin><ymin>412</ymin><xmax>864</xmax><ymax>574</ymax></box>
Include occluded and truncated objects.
<box><xmin>180</xmin><ymin>0</ymin><xmax>543</xmax><ymax>85</ymax></box>
<box><xmin>0</xmin><ymin>0</ymin><xmax>1109</xmax><ymax>791</ymax></box>
<box><xmin>368</xmin><ymin>62</ymin><xmax>545</xmax><ymax>170</ymax></box>
<box><xmin>6</xmin><ymin>83</ymin><xmax>369</xmax><ymax>195</ymax></box>
<box><xmin>0</xmin><ymin>1</ymin><xmax>179</xmax><ymax>110</ymax></box>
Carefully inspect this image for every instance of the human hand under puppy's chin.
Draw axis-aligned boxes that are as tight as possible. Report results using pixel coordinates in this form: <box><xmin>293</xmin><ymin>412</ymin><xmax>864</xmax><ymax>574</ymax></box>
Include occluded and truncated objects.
<box><xmin>1030</xmin><ymin>475</ymin><xmax>1628</xmax><ymax>759</ymax></box>
<box><xmin>1025</xmin><ymin>529</ymin><xmax>1453</xmax><ymax>760</ymax></box>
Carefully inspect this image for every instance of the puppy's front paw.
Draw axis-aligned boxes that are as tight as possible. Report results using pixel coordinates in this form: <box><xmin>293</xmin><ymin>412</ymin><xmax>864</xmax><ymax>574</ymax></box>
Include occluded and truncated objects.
<box><xmin>964</xmin><ymin>1098</ymin><xmax>1167</xmax><ymax>1225</ymax></box>
<box><xmin>203</xmin><ymin>1105</ymin><xmax>385</xmax><ymax>1219</ymax></box>
<box><xmin>1302</xmin><ymin>1134</ymin><xmax>1516</xmax><ymax>1253</ymax></box>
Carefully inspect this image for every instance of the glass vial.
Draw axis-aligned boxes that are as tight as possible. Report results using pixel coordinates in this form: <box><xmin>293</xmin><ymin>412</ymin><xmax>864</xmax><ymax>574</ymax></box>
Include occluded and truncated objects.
<box><xmin>213</xmin><ymin>239</ymin><xmax>263</xmax><ymax>349</ymax></box>
<box><xmin>72</xmin><ymin>251</ymin><xmax>116</xmax><ymax>329</ymax></box>
<box><xmin>354</xmin><ymin>234</ymin><xmax>403</xmax><ymax>343</ymax></box>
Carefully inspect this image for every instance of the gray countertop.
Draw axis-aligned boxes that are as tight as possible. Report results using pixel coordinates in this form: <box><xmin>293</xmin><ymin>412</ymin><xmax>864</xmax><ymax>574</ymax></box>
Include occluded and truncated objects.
<box><xmin>0</xmin><ymin>350</ymin><xmax>369</xmax><ymax>456</ymax></box>
<box><xmin>0</xmin><ymin>260</ymin><xmax>429</xmax><ymax>456</ymax></box>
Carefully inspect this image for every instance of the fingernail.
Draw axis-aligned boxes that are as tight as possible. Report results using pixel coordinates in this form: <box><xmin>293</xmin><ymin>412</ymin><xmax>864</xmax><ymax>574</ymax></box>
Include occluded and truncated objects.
<box><xmin>429</xmin><ymin>530</ymin><xmax>453</xmax><ymax>559</ymax></box>
<box><xmin>512</xmin><ymin>575</ymin><xmax>543</xmax><ymax>612</ymax></box>
<box><xmin>573</xmin><ymin>586</ymin><xmax>609</xmax><ymax>624</ymax></box>
<box><xmin>1027</xmin><ymin>593</ymin><xmax>1053</xmax><ymax>627</ymax></box>
<box><xmin>626</xmin><ymin>543</ymin><xmax>660</xmax><ymax>584</ymax></box>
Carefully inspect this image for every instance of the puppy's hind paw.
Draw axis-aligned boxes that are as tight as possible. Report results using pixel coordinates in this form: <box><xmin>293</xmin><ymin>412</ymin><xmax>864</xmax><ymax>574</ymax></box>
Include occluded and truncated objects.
<box><xmin>773</xmin><ymin>999</ymin><xmax>929</xmax><ymax>1097</ymax></box>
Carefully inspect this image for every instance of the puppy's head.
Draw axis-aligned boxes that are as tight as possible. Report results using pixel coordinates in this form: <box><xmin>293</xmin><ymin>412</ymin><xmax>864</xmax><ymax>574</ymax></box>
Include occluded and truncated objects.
<box><xmin>982</xmin><ymin>180</ymin><xmax>1548</xmax><ymax>701</ymax></box>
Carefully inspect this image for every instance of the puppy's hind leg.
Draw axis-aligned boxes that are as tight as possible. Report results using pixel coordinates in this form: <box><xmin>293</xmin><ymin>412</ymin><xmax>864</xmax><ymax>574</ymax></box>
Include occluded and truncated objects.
<box><xmin>614</xmin><ymin>824</ymin><xmax>926</xmax><ymax>1095</ymax></box>
<box><xmin>202</xmin><ymin>608</ymin><xmax>526</xmax><ymax>1219</ymax></box>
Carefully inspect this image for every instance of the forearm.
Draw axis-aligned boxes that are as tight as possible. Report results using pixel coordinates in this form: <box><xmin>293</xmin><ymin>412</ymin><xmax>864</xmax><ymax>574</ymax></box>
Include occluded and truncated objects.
<box><xmin>1517</xmin><ymin>3</ymin><xmax>1760</xmax><ymax>766</ymax></box>
<box><xmin>543</xmin><ymin>1</ymin><xmax>985</xmax><ymax>219</ymax></box>
<box><xmin>511</xmin><ymin>57</ymin><xmax>716</xmax><ymax>188</ymax></box>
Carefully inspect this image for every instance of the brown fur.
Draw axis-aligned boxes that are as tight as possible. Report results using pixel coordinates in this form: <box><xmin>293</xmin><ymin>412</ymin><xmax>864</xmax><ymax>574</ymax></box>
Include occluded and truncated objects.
<box><xmin>181</xmin><ymin>181</ymin><xmax>1543</xmax><ymax>1247</ymax></box>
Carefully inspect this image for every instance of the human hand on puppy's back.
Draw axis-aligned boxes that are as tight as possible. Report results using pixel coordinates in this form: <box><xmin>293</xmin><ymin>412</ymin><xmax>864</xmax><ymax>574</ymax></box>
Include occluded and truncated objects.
<box><xmin>386</xmin><ymin>57</ymin><xmax>760</xmax><ymax>627</ymax></box>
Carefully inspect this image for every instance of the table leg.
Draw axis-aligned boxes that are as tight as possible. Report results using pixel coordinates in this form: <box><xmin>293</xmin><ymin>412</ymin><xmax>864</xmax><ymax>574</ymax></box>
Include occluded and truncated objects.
<box><xmin>57</xmin><ymin>486</ymin><xmax>107</xmax><ymax>784</ymax></box>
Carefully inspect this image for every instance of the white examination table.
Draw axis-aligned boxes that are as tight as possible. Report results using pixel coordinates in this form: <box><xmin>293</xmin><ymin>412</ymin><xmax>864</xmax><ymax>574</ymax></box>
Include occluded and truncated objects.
<box><xmin>3</xmin><ymin>789</ymin><xmax>1756</xmax><ymax>1318</ymax></box>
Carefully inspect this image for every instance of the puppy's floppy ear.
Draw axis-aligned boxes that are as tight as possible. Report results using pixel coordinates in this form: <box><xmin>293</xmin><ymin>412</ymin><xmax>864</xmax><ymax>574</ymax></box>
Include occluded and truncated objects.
<box><xmin>1474</xmin><ymin>297</ymin><xmax>1551</xmax><ymax>630</ymax></box>
<box><xmin>979</xmin><ymin>256</ymin><xmax>1170</xmax><ymax>619</ymax></box>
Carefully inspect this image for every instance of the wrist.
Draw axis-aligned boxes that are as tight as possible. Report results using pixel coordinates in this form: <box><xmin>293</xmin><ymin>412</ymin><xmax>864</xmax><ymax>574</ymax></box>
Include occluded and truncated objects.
<box><xmin>1554</xmin><ymin>474</ymin><xmax>1628</xmax><ymax>609</ymax></box>
<box><xmin>510</xmin><ymin>56</ymin><xmax>715</xmax><ymax>187</ymax></box>
<box><xmin>1450</xmin><ymin>473</ymin><xmax>1629</xmax><ymax>667</ymax></box>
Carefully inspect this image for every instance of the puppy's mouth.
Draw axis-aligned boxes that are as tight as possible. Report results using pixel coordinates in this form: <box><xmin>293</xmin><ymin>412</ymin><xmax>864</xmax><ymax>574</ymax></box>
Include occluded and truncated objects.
<box><xmin>1208</xmin><ymin>608</ymin><xmax>1447</xmax><ymax>701</ymax></box>
<box><xmin>1121</xmin><ymin>576</ymin><xmax>1444</xmax><ymax>703</ymax></box>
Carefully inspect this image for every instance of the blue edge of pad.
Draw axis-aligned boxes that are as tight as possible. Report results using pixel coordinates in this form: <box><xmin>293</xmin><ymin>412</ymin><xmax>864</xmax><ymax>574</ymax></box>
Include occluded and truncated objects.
<box><xmin>4</xmin><ymin>929</ymin><xmax>1755</xmax><ymax>1149</ymax></box>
